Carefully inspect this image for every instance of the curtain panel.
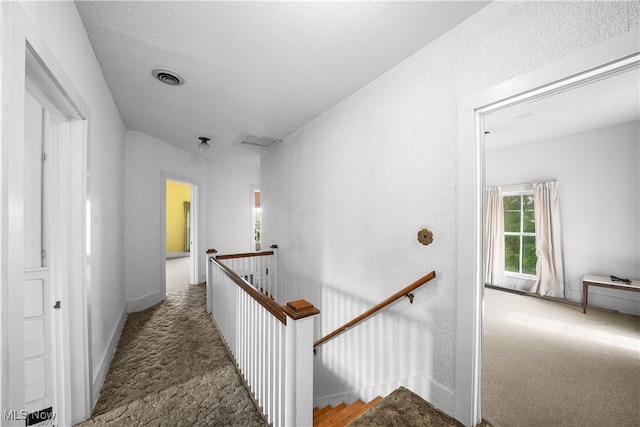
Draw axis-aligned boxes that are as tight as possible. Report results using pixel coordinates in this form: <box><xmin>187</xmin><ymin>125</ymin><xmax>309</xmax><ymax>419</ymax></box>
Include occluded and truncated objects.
<box><xmin>183</xmin><ymin>201</ymin><xmax>191</xmax><ymax>253</ymax></box>
<box><xmin>530</xmin><ymin>181</ymin><xmax>565</xmax><ymax>298</ymax></box>
<box><xmin>484</xmin><ymin>186</ymin><xmax>505</xmax><ymax>286</ymax></box>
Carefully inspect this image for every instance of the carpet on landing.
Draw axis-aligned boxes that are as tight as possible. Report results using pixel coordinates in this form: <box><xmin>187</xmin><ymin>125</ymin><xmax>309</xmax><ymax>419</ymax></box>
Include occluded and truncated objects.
<box><xmin>77</xmin><ymin>284</ymin><xmax>266</xmax><ymax>426</ymax></box>
<box><xmin>347</xmin><ymin>386</ymin><xmax>466</xmax><ymax>427</ymax></box>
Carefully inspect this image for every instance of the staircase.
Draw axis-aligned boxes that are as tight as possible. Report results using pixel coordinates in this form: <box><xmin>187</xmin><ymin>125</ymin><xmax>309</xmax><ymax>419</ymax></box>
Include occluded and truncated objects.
<box><xmin>313</xmin><ymin>397</ymin><xmax>383</xmax><ymax>427</ymax></box>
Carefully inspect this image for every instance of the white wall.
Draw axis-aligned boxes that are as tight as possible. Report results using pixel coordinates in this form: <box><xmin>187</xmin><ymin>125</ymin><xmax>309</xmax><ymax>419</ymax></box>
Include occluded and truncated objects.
<box><xmin>261</xmin><ymin>1</ymin><xmax>639</xmax><ymax>416</ymax></box>
<box><xmin>9</xmin><ymin>0</ymin><xmax>127</xmax><ymax>416</ymax></box>
<box><xmin>125</xmin><ymin>130</ymin><xmax>259</xmax><ymax>310</ymax></box>
<box><xmin>207</xmin><ymin>160</ymin><xmax>260</xmax><ymax>255</ymax></box>
<box><xmin>125</xmin><ymin>131</ymin><xmax>208</xmax><ymax>310</ymax></box>
<box><xmin>486</xmin><ymin>121</ymin><xmax>640</xmax><ymax>315</ymax></box>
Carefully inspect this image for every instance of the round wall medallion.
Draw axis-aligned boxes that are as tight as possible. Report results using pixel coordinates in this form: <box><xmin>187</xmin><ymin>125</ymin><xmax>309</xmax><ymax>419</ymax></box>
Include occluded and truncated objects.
<box><xmin>417</xmin><ymin>228</ymin><xmax>433</xmax><ymax>246</ymax></box>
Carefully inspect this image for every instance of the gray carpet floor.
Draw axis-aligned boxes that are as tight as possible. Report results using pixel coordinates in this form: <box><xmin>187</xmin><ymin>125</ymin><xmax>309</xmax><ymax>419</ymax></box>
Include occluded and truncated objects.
<box><xmin>483</xmin><ymin>288</ymin><xmax>640</xmax><ymax>427</ymax></box>
<box><xmin>78</xmin><ymin>284</ymin><xmax>267</xmax><ymax>426</ymax></box>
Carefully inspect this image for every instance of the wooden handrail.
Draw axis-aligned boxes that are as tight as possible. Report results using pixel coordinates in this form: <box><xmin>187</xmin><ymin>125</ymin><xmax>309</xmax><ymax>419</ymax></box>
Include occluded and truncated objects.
<box><xmin>209</xmin><ymin>257</ymin><xmax>287</xmax><ymax>324</ymax></box>
<box><xmin>313</xmin><ymin>271</ymin><xmax>436</xmax><ymax>348</ymax></box>
<box><xmin>216</xmin><ymin>250</ymin><xmax>274</xmax><ymax>260</ymax></box>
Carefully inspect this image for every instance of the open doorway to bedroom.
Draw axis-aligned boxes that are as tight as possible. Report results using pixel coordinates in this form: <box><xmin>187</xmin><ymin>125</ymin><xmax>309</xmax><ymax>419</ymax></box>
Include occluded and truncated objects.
<box><xmin>483</xmin><ymin>67</ymin><xmax>639</xmax><ymax>300</ymax></box>
<box><xmin>165</xmin><ymin>179</ymin><xmax>195</xmax><ymax>294</ymax></box>
<box><xmin>480</xmin><ymin>62</ymin><xmax>639</xmax><ymax>427</ymax></box>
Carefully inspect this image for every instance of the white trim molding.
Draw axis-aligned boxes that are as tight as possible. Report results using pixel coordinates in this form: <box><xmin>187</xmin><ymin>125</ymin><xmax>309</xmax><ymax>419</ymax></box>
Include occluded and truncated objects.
<box><xmin>455</xmin><ymin>26</ymin><xmax>639</xmax><ymax>426</ymax></box>
<box><xmin>92</xmin><ymin>304</ymin><xmax>126</xmax><ymax>407</ymax></box>
<box><xmin>161</xmin><ymin>171</ymin><xmax>202</xmax><ymax>297</ymax></box>
<box><xmin>126</xmin><ymin>290</ymin><xmax>164</xmax><ymax>313</ymax></box>
<box><xmin>1</xmin><ymin>3</ymin><xmax>93</xmax><ymax>425</ymax></box>
<box><xmin>166</xmin><ymin>252</ymin><xmax>190</xmax><ymax>259</ymax></box>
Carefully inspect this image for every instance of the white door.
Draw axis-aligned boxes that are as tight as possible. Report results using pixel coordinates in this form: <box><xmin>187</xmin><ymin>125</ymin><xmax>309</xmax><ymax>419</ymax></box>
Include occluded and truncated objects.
<box><xmin>23</xmin><ymin>90</ymin><xmax>57</xmax><ymax>423</ymax></box>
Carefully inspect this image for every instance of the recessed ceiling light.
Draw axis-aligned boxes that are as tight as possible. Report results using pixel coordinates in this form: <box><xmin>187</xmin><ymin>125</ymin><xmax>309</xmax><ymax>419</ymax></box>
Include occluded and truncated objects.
<box><xmin>151</xmin><ymin>68</ymin><xmax>185</xmax><ymax>86</ymax></box>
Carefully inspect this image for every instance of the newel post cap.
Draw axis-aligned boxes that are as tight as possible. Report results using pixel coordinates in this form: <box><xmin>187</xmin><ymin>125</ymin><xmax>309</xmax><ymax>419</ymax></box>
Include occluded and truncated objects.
<box><xmin>282</xmin><ymin>299</ymin><xmax>320</xmax><ymax>320</ymax></box>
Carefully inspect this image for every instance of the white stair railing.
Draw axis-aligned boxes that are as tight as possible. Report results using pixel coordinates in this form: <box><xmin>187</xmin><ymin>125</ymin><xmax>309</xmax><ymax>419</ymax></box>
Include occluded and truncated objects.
<box><xmin>216</xmin><ymin>250</ymin><xmax>277</xmax><ymax>301</ymax></box>
<box><xmin>205</xmin><ymin>249</ymin><xmax>318</xmax><ymax>427</ymax></box>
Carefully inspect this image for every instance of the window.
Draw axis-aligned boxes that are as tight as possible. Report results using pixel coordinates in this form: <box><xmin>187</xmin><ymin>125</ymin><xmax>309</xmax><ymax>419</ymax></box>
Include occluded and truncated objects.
<box><xmin>254</xmin><ymin>190</ymin><xmax>261</xmax><ymax>251</ymax></box>
<box><xmin>503</xmin><ymin>193</ymin><xmax>537</xmax><ymax>276</ymax></box>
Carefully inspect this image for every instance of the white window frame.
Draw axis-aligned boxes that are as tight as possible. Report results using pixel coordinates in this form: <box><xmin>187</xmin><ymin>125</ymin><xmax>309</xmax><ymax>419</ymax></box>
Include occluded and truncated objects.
<box><xmin>502</xmin><ymin>190</ymin><xmax>537</xmax><ymax>278</ymax></box>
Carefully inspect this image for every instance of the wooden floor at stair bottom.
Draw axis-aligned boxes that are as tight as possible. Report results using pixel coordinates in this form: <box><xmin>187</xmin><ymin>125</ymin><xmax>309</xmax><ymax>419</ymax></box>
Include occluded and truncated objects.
<box><xmin>313</xmin><ymin>397</ymin><xmax>383</xmax><ymax>427</ymax></box>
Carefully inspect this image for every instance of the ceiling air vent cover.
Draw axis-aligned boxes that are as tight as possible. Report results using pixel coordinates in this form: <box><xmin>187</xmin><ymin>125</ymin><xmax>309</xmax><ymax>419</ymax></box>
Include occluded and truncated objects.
<box><xmin>151</xmin><ymin>68</ymin><xmax>185</xmax><ymax>86</ymax></box>
<box><xmin>240</xmin><ymin>134</ymin><xmax>282</xmax><ymax>149</ymax></box>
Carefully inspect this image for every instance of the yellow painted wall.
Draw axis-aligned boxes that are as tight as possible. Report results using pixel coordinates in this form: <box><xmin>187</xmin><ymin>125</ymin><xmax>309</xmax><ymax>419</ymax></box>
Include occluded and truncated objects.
<box><xmin>166</xmin><ymin>180</ymin><xmax>191</xmax><ymax>253</ymax></box>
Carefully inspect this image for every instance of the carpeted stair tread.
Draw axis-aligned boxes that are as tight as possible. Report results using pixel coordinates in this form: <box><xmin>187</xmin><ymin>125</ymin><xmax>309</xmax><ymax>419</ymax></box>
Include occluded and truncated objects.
<box><xmin>347</xmin><ymin>387</ymin><xmax>464</xmax><ymax>427</ymax></box>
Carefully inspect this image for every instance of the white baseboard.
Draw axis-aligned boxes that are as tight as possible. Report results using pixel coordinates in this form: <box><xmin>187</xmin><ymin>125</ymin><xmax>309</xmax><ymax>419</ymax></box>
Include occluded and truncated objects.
<box><xmin>166</xmin><ymin>252</ymin><xmax>190</xmax><ymax>259</ymax></box>
<box><xmin>92</xmin><ymin>303</ymin><xmax>127</xmax><ymax>408</ymax></box>
<box><xmin>313</xmin><ymin>373</ymin><xmax>455</xmax><ymax>419</ymax></box>
<box><xmin>126</xmin><ymin>290</ymin><xmax>164</xmax><ymax>313</ymax></box>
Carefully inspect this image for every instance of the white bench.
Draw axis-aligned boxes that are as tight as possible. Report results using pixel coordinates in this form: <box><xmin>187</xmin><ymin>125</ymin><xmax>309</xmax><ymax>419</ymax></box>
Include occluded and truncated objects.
<box><xmin>582</xmin><ymin>275</ymin><xmax>640</xmax><ymax>313</ymax></box>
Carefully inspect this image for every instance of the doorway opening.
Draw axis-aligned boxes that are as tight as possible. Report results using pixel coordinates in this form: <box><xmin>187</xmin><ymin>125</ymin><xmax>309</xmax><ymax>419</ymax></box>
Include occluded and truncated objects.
<box><xmin>161</xmin><ymin>174</ymin><xmax>200</xmax><ymax>297</ymax></box>
<box><xmin>455</xmin><ymin>28</ymin><xmax>639</xmax><ymax>426</ymax></box>
<box><xmin>251</xmin><ymin>186</ymin><xmax>261</xmax><ymax>251</ymax></box>
<box><xmin>165</xmin><ymin>179</ymin><xmax>192</xmax><ymax>294</ymax></box>
<box><xmin>481</xmin><ymin>65</ymin><xmax>639</xmax><ymax>426</ymax></box>
<box><xmin>3</xmin><ymin>30</ymin><xmax>92</xmax><ymax>423</ymax></box>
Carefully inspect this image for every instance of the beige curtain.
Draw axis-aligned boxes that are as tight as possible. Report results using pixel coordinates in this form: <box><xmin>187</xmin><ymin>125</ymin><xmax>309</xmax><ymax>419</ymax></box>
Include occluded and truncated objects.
<box><xmin>183</xmin><ymin>201</ymin><xmax>191</xmax><ymax>253</ymax></box>
<box><xmin>484</xmin><ymin>186</ymin><xmax>505</xmax><ymax>286</ymax></box>
<box><xmin>530</xmin><ymin>181</ymin><xmax>565</xmax><ymax>297</ymax></box>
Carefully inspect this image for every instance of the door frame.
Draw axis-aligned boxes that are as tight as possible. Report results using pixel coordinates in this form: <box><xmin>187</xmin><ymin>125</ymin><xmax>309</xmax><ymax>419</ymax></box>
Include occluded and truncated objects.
<box><xmin>250</xmin><ymin>185</ymin><xmax>261</xmax><ymax>251</ymax></box>
<box><xmin>1</xmin><ymin>3</ymin><xmax>92</xmax><ymax>425</ymax></box>
<box><xmin>455</xmin><ymin>27</ymin><xmax>639</xmax><ymax>426</ymax></box>
<box><xmin>161</xmin><ymin>172</ymin><xmax>201</xmax><ymax>296</ymax></box>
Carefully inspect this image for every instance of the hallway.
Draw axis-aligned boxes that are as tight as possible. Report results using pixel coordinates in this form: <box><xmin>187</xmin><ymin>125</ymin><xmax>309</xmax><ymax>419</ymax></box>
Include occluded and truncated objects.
<box><xmin>80</xmin><ymin>285</ymin><xmax>266</xmax><ymax>426</ymax></box>
<box><xmin>166</xmin><ymin>256</ymin><xmax>191</xmax><ymax>294</ymax></box>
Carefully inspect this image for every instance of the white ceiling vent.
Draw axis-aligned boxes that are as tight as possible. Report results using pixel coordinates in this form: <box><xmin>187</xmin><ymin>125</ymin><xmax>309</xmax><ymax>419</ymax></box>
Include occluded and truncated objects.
<box><xmin>151</xmin><ymin>68</ymin><xmax>185</xmax><ymax>86</ymax></box>
<box><xmin>240</xmin><ymin>134</ymin><xmax>282</xmax><ymax>149</ymax></box>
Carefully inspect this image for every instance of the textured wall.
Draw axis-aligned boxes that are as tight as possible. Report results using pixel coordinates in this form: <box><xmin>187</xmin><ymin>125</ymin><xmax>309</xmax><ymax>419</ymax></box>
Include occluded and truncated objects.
<box><xmin>487</xmin><ymin>121</ymin><xmax>640</xmax><ymax>315</ymax></box>
<box><xmin>125</xmin><ymin>130</ymin><xmax>259</xmax><ymax>307</ymax></box>
<box><xmin>124</xmin><ymin>130</ymin><xmax>209</xmax><ymax>307</ymax></box>
<box><xmin>261</xmin><ymin>1</ymin><xmax>639</xmax><ymax>410</ymax></box>
<box><xmin>206</xmin><ymin>160</ymin><xmax>260</xmax><ymax>255</ymax></box>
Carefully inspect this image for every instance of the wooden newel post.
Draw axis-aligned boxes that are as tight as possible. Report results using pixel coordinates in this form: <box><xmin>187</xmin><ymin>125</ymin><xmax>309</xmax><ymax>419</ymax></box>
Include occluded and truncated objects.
<box><xmin>283</xmin><ymin>299</ymin><xmax>320</xmax><ymax>427</ymax></box>
<box><xmin>205</xmin><ymin>249</ymin><xmax>217</xmax><ymax>313</ymax></box>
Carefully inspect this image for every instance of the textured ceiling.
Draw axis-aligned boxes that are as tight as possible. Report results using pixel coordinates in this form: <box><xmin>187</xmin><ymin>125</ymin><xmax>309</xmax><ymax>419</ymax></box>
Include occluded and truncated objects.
<box><xmin>484</xmin><ymin>67</ymin><xmax>640</xmax><ymax>150</ymax></box>
<box><xmin>77</xmin><ymin>1</ymin><xmax>490</xmax><ymax>166</ymax></box>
